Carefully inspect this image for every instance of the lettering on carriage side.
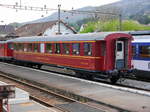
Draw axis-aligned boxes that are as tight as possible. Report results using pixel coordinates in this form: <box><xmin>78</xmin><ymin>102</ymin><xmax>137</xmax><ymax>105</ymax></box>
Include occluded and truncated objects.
<box><xmin>80</xmin><ymin>62</ymin><xmax>89</xmax><ymax>65</ymax></box>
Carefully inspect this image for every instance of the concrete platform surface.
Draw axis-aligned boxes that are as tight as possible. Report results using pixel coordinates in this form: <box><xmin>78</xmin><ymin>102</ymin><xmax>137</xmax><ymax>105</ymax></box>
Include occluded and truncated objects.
<box><xmin>10</xmin><ymin>101</ymin><xmax>58</xmax><ymax>112</ymax></box>
<box><xmin>0</xmin><ymin>81</ymin><xmax>59</xmax><ymax>112</ymax></box>
<box><xmin>0</xmin><ymin>63</ymin><xmax>150</xmax><ymax>112</ymax></box>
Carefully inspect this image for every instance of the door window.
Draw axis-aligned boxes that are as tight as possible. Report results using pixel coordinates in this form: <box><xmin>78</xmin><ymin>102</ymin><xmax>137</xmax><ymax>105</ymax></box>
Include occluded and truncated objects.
<box><xmin>116</xmin><ymin>41</ymin><xmax>124</xmax><ymax>60</ymax></box>
<box><xmin>117</xmin><ymin>43</ymin><xmax>122</xmax><ymax>51</ymax></box>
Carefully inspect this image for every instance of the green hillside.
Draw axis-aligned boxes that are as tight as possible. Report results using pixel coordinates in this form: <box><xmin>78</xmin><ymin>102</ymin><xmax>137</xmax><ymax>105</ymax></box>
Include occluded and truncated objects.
<box><xmin>80</xmin><ymin>20</ymin><xmax>150</xmax><ymax>33</ymax></box>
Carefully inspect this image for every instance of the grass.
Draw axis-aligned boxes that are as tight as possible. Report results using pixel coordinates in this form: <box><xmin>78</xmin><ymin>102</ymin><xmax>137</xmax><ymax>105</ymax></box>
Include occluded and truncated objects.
<box><xmin>80</xmin><ymin>20</ymin><xmax>150</xmax><ymax>33</ymax></box>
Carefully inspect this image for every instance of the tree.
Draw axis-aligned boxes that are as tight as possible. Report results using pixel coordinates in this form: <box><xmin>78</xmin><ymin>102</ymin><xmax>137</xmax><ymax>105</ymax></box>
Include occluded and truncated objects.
<box><xmin>130</xmin><ymin>14</ymin><xmax>150</xmax><ymax>24</ymax></box>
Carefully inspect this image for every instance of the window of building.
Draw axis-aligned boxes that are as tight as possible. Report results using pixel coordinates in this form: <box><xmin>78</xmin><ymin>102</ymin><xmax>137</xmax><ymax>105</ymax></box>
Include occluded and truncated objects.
<box><xmin>27</xmin><ymin>43</ymin><xmax>33</xmax><ymax>52</ymax></box>
<box><xmin>139</xmin><ymin>45</ymin><xmax>150</xmax><ymax>58</ymax></box>
<box><xmin>54</xmin><ymin>43</ymin><xmax>61</xmax><ymax>54</ymax></box>
<box><xmin>46</xmin><ymin>43</ymin><xmax>52</xmax><ymax>53</ymax></box>
<box><xmin>84</xmin><ymin>43</ymin><xmax>92</xmax><ymax>56</ymax></box>
<box><xmin>72</xmin><ymin>43</ymin><xmax>80</xmax><ymax>55</ymax></box>
<box><xmin>33</xmin><ymin>43</ymin><xmax>39</xmax><ymax>52</ymax></box>
<box><xmin>62</xmin><ymin>43</ymin><xmax>70</xmax><ymax>54</ymax></box>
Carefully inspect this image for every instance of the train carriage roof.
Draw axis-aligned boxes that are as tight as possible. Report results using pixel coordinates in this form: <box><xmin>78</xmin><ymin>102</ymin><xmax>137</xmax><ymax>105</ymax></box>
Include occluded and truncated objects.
<box><xmin>132</xmin><ymin>35</ymin><xmax>150</xmax><ymax>43</ymax></box>
<box><xmin>7</xmin><ymin>32</ymin><xmax>130</xmax><ymax>42</ymax></box>
<box><xmin>0</xmin><ymin>41</ymin><xmax>7</xmax><ymax>44</ymax></box>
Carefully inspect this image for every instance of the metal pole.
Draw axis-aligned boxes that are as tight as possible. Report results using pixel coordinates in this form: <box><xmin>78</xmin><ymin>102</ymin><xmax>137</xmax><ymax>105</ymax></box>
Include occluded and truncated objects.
<box><xmin>58</xmin><ymin>4</ymin><xmax>61</xmax><ymax>34</ymax></box>
<box><xmin>119</xmin><ymin>14</ymin><xmax>122</xmax><ymax>31</ymax></box>
<box><xmin>20</xmin><ymin>0</ymin><xmax>22</xmax><ymax>7</ymax></box>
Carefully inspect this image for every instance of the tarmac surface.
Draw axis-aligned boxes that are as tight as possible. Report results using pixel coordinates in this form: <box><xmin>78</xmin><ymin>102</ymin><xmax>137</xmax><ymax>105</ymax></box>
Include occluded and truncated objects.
<box><xmin>0</xmin><ymin>62</ymin><xmax>150</xmax><ymax>112</ymax></box>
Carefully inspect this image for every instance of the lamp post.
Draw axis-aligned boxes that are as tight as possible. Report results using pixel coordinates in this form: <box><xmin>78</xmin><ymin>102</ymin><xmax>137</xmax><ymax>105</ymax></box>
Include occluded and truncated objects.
<box><xmin>20</xmin><ymin>0</ymin><xmax>21</xmax><ymax>7</ymax></box>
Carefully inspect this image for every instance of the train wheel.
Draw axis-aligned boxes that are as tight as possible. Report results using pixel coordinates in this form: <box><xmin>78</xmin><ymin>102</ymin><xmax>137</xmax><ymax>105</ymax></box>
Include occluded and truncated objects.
<box><xmin>37</xmin><ymin>65</ymin><xmax>42</xmax><ymax>69</ymax></box>
<box><xmin>86</xmin><ymin>74</ymin><xmax>94</xmax><ymax>80</ymax></box>
<box><xmin>76</xmin><ymin>72</ymin><xmax>82</xmax><ymax>78</ymax></box>
<box><xmin>110</xmin><ymin>76</ymin><xmax>119</xmax><ymax>84</ymax></box>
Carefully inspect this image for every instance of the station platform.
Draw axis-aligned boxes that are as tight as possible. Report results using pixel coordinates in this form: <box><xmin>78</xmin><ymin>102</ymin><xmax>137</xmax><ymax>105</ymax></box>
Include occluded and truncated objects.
<box><xmin>0</xmin><ymin>81</ymin><xmax>59</xmax><ymax>112</ymax></box>
<box><xmin>0</xmin><ymin>63</ymin><xmax>150</xmax><ymax>112</ymax></box>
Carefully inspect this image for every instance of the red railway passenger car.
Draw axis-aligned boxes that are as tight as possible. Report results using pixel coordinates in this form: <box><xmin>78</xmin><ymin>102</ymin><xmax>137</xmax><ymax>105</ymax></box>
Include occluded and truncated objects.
<box><xmin>0</xmin><ymin>41</ymin><xmax>13</xmax><ymax>61</ymax></box>
<box><xmin>8</xmin><ymin>32</ymin><xmax>133</xmax><ymax>83</ymax></box>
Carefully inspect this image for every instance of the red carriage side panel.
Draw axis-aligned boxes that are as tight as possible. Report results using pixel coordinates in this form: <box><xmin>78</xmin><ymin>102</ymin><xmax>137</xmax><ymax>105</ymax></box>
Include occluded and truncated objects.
<box><xmin>93</xmin><ymin>41</ymin><xmax>106</xmax><ymax>71</ymax></box>
<box><xmin>6</xmin><ymin>43</ymin><xmax>13</xmax><ymax>58</ymax></box>
<box><xmin>0</xmin><ymin>43</ymin><xmax>5</xmax><ymax>58</ymax></box>
<box><xmin>13</xmin><ymin>41</ymin><xmax>99</xmax><ymax>71</ymax></box>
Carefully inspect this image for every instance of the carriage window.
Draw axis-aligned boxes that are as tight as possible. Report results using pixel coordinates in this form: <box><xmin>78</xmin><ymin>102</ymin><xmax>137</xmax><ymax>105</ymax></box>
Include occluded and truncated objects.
<box><xmin>46</xmin><ymin>43</ymin><xmax>52</xmax><ymax>53</ymax></box>
<box><xmin>33</xmin><ymin>43</ymin><xmax>39</xmax><ymax>52</ymax></box>
<box><xmin>18</xmin><ymin>43</ymin><xmax>23</xmax><ymax>51</ymax></box>
<box><xmin>54</xmin><ymin>43</ymin><xmax>61</xmax><ymax>54</ymax></box>
<box><xmin>72</xmin><ymin>43</ymin><xmax>80</xmax><ymax>55</ymax></box>
<box><xmin>84</xmin><ymin>43</ymin><xmax>92</xmax><ymax>56</ymax></box>
<box><xmin>27</xmin><ymin>43</ymin><xmax>33</xmax><ymax>52</ymax></box>
<box><xmin>0</xmin><ymin>44</ymin><xmax>4</xmax><ymax>49</ymax></box>
<box><xmin>8</xmin><ymin>43</ymin><xmax>13</xmax><ymax>50</ymax></box>
<box><xmin>23</xmin><ymin>44</ymin><xmax>27</xmax><ymax>52</ymax></box>
<box><xmin>132</xmin><ymin>46</ymin><xmax>136</xmax><ymax>57</ymax></box>
<box><xmin>139</xmin><ymin>45</ymin><xmax>150</xmax><ymax>58</ymax></box>
<box><xmin>14</xmin><ymin>44</ymin><xmax>17</xmax><ymax>51</ymax></box>
<box><xmin>101</xmin><ymin>42</ymin><xmax>106</xmax><ymax>56</ymax></box>
<box><xmin>62</xmin><ymin>43</ymin><xmax>70</xmax><ymax>54</ymax></box>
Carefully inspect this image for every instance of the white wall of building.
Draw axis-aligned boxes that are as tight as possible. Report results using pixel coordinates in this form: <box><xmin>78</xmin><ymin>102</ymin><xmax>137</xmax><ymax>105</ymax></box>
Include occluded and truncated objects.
<box><xmin>43</xmin><ymin>23</ymin><xmax>75</xmax><ymax>36</ymax></box>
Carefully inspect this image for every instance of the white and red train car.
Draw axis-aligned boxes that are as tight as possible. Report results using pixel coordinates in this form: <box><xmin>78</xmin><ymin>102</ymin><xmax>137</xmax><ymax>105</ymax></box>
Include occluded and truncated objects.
<box><xmin>1</xmin><ymin>32</ymin><xmax>133</xmax><ymax>83</ymax></box>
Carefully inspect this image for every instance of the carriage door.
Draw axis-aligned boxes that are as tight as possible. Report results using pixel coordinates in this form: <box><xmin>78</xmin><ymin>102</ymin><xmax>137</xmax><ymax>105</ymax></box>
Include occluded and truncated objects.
<box><xmin>115</xmin><ymin>41</ymin><xmax>125</xmax><ymax>69</ymax></box>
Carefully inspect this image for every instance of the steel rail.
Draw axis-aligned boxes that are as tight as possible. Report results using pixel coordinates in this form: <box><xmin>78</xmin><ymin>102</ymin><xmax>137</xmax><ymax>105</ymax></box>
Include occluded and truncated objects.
<box><xmin>0</xmin><ymin>69</ymin><xmax>117</xmax><ymax>112</ymax></box>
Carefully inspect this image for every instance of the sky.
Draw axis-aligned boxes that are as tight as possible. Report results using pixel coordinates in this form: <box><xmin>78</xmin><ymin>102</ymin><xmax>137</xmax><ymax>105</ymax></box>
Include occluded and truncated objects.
<box><xmin>0</xmin><ymin>0</ymin><xmax>120</xmax><ymax>24</ymax></box>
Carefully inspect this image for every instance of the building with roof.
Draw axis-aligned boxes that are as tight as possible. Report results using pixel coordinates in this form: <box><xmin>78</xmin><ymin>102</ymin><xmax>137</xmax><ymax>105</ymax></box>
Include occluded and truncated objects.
<box><xmin>11</xmin><ymin>20</ymin><xmax>76</xmax><ymax>38</ymax></box>
<box><xmin>0</xmin><ymin>25</ymin><xmax>15</xmax><ymax>40</ymax></box>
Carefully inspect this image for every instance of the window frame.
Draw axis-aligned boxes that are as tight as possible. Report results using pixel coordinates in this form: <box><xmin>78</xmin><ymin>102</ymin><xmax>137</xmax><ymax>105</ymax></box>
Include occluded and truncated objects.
<box><xmin>84</xmin><ymin>43</ymin><xmax>92</xmax><ymax>56</ymax></box>
<box><xmin>27</xmin><ymin>43</ymin><xmax>33</xmax><ymax>52</ymax></box>
<box><xmin>62</xmin><ymin>43</ymin><xmax>70</xmax><ymax>55</ymax></box>
<box><xmin>139</xmin><ymin>44</ymin><xmax>150</xmax><ymax>58</ymax></box>
<box><xmin>33</xmin><ymin>43</ymin><xmax>39</xmax><ymax>52</ymax></box>
<box><xmin>72</xmin><ymin>43</ymin><xmax>80</xmax><ymax>55</ymax></box>
<box><xmin>45</xmin><ymin>43</ymin><xmax>53</xmax><ymax>53</ymax></box>
<box><xmin>54</xmin><ymin>43</ymin><xmax>61</xmax><ymax>54</ymax></box>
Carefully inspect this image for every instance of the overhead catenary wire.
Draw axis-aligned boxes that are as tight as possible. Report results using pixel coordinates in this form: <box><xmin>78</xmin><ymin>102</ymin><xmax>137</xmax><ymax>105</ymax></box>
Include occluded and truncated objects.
<box><xmin>0</xmin><ymin>3</ymin><xmax>122</xmax><ymax>30</ymax></box>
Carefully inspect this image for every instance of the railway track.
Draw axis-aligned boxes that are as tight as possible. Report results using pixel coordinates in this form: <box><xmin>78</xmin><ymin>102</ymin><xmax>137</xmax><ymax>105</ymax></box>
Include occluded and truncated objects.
<box><xmin>0</xmin><ymin>66</ymin><xmax>126</xmax><ymax>112</ymax></box>
<box><xmin>1</xmin><ymin>61</ymin><xmax>150</xmax><ymax>94</ymax></box>
<box><xmin>0</xmin><ymin>71</ymin><xmax>74</xmax><ymax>112</ymax></box>
<box><xmin>39</xmin><ymin>65</ymin><xmax>150</xmax><ymax>94</ymax></box>
<box><xmin>41</xmin><ymin>66</ymin><xmax>150</xmax><ymax>93</ymax></box>
<box><xmin>0</xmin><ymin>62</ymin><xmax>149</xmax><ymax>111</ymax></box>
